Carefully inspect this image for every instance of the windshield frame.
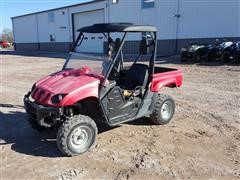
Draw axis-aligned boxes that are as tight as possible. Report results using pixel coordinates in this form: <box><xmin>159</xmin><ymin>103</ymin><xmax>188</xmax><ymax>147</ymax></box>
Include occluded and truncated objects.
<box><xmin>62</xmin><ymin>30</ymin><xmax>157</xmax><ymax>81</ymax></box>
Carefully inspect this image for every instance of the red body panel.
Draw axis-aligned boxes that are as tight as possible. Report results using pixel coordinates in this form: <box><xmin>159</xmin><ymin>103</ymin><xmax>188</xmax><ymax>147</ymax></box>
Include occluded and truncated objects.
<box><xmin>31</xmin><ymin>67</ymin><xmax>183</xmax><ymax>107</ymax></box>
<box><xmin>31</xmin><ymin>68</ymin><xmax>103</xmax><ymax>107</ymax></box>
<box><xmin>150</xmin><ymin>69</ymin><xmax>183</xmax><ymax>92</ymax></box>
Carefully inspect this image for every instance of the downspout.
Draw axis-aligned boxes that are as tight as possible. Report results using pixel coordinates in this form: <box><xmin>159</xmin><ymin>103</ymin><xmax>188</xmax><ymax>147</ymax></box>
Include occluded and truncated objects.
<box><xmin>174</xmin><ymin>0</ymin><xmax>180</xmax><ymax>53</ymax></box>
<box><xmin>67</xmin><ymin>7</ymin><xmax>72</xmax><ymax>51</ymax></box>
<box><xmin>107</xmin><ymin>0</ymin><xmax>110</xmax><ymax>23</ymax></box>
<box><xmin>11</xmin><ymin>18</ymin><xmax>16</xmax><ymax>50</ymax></box>
<box><xmin>36</xmin><ymin>14</ymin><xmax>40</xmax><ymax>50</ymax></box>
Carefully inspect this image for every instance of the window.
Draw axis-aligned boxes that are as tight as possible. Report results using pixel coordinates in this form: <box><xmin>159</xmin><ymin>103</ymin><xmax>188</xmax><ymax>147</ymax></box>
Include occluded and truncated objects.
<box><xmin>142</xmin><ymin>0</ymin><xmax>155</xmax><ymax>9</ymax></box>
<box><xmin>50</xmin><ymin>34</ymin><xmax>55</xmax><ymax>42</ymax></box>
<box><xmin>48</xmin><ymin>12</ymin><xmax>55</xmax><ymax>23</ymax></box>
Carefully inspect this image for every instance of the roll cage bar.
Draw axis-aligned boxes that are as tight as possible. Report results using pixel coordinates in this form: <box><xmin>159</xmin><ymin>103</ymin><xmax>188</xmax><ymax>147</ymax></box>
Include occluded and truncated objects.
<box><xmin>63</xmin><ymin>23</ymin><xmax>158</xmax><ymax>79</ymax></box>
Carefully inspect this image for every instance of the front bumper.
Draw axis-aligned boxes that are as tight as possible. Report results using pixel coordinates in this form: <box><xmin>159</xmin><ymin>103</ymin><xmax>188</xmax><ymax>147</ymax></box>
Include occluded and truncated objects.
<box><xmin>23</xmin><ymin>92</ymin><xmax>60</xmax><ymax>127</ymax></box>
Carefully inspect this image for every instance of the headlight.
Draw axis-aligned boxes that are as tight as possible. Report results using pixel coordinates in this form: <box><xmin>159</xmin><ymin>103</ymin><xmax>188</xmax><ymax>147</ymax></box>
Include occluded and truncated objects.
<box><xmin>51</xmin><ymin>94</ymin><xmax>67</xmax><ymax>104</ymax></box>
<box><xmin>181</xmin><ymin>48</ymin><xmax>186</xmax><ymax>52</ymax></box>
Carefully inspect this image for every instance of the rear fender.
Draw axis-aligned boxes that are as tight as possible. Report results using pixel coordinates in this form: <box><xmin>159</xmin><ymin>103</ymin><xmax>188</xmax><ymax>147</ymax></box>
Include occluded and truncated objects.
<box><xmin>150</xmin><ymin>78</ymin><xmax>177</xmax><ymax>92</ymax></box>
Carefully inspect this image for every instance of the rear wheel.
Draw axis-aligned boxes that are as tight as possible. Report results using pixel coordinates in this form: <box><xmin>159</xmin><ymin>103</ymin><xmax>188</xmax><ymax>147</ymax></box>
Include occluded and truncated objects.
<box><xmin>194</xmin><ymin>53</ymin><xmax>201</xmax><ymax>63</ymax></box>
<box><xmin>180</xmin><ymin>54</ymin><xmax>187</xmax><ymax>62</ymax></box>
<box><xmin>150</xmin><ymin>94</ymin><xmax>175</xmax><ymax>125</ymax></box>
<box><xmin>57</xmin><ymin>115</ymin><xmax>97</xmax><ymax>156</ymax></box>
<box><xmin>233</xmin><ymin>54</ymin><xmax>240</xmax><ymax>64</ymax></box>
<box><xmin>222</xmin><ymin>51</ymin><xmax>230</xmax><ymax>63</ymax></box>
<box><xmin>205</xmin><ymin>52</ymin><xmax>215</xmax><ymax>62</ymax></box>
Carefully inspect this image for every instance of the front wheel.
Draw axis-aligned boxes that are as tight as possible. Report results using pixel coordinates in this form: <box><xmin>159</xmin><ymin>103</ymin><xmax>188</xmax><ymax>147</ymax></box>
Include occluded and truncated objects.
<box><xmin>222</xmin><ymin>51</ymin><xmax>230</xmax><ymax>63</ymax></box>
<box><xmin>57</xmin><ymin>115</ymin><xmax>97</xmax><ymax>156</ymax></box>
<box><xmin>205</xmin><ymin>52</ymin><xmax>215</xmax><ymax>62</ymax></box>
<box><xmin>194</xmin><ymin>53</ymin><xmax>201</xmax><ymax>63</ymax></box>
<box><xmin>233</xmin><ymin>54</ymin><xmax>240</xmax><ymax>64</ymax></box>
<box><xmin>180</xmin><ymin>54</ymin><xmax>187</xmax><ymax>62</ymax></box>
<box><xmin>150</xmin><ymin>94</ymin><xmax>175</xmax><ymax>125</ymax></box>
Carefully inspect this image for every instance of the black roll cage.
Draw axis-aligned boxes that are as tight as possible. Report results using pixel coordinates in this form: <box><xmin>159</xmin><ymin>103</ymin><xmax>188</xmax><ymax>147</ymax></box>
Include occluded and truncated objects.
<box><xmin>63</xmin><ymin>26</ymin><xmax>157</xmax><ymax>81</ymax></box>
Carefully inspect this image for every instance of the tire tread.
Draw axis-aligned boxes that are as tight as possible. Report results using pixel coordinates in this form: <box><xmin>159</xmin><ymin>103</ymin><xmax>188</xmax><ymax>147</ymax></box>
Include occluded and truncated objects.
<box><xmin>57</xmin><ymin>114</ymin><xmax>97</xmax><ymax>156</ymax></box>
<box><xmin>150</xmin><ymin>94</ymin><xmax>175</xmax><ymax>125</ymax></box>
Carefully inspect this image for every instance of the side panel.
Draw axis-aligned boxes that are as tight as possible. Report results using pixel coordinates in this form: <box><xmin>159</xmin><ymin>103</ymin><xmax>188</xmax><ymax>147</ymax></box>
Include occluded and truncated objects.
<box><xmin>100</xmin><ymin>86</ymin><xmax>141</xmax><ymax>126</ymax></box>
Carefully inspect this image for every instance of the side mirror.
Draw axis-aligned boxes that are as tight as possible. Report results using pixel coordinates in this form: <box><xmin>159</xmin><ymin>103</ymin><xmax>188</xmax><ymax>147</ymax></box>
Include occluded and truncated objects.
<box><xmin>139</xmin><ymin>38</ymin><xmax>148</xmax><ymax>55</ymax></box>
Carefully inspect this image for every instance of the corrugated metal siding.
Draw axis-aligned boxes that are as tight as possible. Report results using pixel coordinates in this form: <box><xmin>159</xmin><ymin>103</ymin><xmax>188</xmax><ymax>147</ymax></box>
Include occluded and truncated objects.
<box><xmin>109</xmin><ymin>0</ymin><xmax>240</xmax><ymax>40</ymax></box>
<box><xmin>177</xmin><ymin>0</ymin><xmax>239</xmax><ymax>39</ymax></box>
<box><xmin>12</xmin><ymin>15</ymin><xmax>38</xmax><ymax>43</ymax></box>
<box><xmin>36</xmin><ymin>8</ymin><xmax>71</xmax><ymax>43</ymax></box>
<box><xmin>12</xmin><ymin>0</ymin><xmax>240</xmax><ymax>54</ymax></box>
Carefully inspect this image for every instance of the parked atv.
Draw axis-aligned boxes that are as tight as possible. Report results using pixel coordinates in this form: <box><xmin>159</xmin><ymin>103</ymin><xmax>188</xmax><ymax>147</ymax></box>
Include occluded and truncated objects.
<box><xmin>217</xmin><ymin>41</ymin><xmax>240</xmax><ymax>63</ymax></box>
<box><xmin>213</xmin><ymin>41</ymin><xmax>235</xmax><ymax>63</ymax></box>
<box><xmin>233</xmin><ymin>41</ymin><xmax>240</xmax><ymax>63</ymax></box>
<box><xmin>180</xmin><ymin>43</ymin><xmax>210</xmax><ymax>62</ymax></box>
<box><xmin>24</xmin><ymin>23</ymin><xmax>183</xmax><ymax>156</ymax></box>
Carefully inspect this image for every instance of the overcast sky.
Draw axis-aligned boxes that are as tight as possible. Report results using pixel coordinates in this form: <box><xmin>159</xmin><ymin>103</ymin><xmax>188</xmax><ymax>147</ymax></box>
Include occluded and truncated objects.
<box><xmin>0</xmin><ymin>0</ymin><xmax>89</xmax><ymax>32</ymax></box>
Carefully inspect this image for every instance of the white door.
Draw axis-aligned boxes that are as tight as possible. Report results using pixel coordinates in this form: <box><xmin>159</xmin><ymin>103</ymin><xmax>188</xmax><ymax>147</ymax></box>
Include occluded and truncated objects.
<box><xmin>73</xmin><ymin>9</ymin><xmax>105</xmax><ymax>53</ymax></box>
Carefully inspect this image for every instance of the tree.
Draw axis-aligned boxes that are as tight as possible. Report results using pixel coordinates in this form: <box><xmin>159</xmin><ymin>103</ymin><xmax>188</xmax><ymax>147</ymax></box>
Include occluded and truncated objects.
<box><xmin>1</xmin><ymin>28</ymin><xmax>13</xmax><ymax>43</ymax></box>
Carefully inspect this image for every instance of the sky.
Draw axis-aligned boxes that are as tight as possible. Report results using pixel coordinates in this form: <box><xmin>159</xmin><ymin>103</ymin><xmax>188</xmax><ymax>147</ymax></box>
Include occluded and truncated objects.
<box><xmin>0</xmin><ymin>0</ymin><xmax>90</xmax><ymax>32</ymax></box>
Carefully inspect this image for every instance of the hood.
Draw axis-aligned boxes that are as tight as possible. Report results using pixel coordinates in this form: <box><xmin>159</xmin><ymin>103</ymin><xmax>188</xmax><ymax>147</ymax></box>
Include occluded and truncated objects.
<box><xmin>31</xmin><ymin>68</ymin><xmax>103</xmax><ymax>106</ymax></box>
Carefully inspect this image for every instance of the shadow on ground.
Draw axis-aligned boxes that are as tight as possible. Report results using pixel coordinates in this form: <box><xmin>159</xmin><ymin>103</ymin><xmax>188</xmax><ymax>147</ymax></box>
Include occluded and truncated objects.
<box><xmin>0</xmin><ymin>104</ymin><xmax>152</xmax><ymax>157</ymax></box>
<box><xmin>0</xmin><ymin>106</ymin><xmax>61</xmax><ymax>157</ymax></box>
<box><xmin>126</xmin><ymin>117</ymin><xmax>155</xmax><ymax>126</ymax></box>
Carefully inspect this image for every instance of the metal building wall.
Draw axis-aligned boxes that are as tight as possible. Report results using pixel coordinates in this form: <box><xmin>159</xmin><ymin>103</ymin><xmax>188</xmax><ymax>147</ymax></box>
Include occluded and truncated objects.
<box><xmin>12</xmin><ymin>0</ymin><xmax>107</xmax><ymax>52</ymax></box>
<box><xmin>36</xmin><ymin>8</ymin><xmax>71</xmax><ymax>51</ymax></box>
<box><xmin>175</xmin><ymin>0</ymin><xmax>240</xmax><ymax>51</ymax></box>
<box><xmin>108</xmin><ymin>0</ymin><xmax>240</xmax><ymax>55</ymax></box>
<box><xmin>12</xmin><ymin>14</ymin><xmax>39</xmax><ymax>50</ymax></box>
<box><xmin>12</xmin><ymin>0</ymin><xmax>240</xmax><ymax>54</ymax></box>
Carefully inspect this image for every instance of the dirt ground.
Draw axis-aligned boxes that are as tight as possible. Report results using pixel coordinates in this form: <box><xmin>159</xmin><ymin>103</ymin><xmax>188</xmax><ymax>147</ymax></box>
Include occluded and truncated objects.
<box><xmin>0</xmin><ymin>50</ymin><xmax>239</xmax><ymax>180</ymax></box>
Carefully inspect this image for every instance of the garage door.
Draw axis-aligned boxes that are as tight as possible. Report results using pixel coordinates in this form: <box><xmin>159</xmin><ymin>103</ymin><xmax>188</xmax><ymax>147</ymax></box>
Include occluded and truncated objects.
<box><xmin>73</xmin><ymin>9</ymin><xmax>105</xmax><ymax>53</ymax></box>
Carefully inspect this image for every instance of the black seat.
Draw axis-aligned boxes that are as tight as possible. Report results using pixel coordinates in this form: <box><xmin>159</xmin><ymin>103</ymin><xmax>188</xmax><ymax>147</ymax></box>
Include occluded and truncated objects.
<box><xmin>121</xmin><ymin>63</ymin><xmax>149</xmax><ymax>91</ymax></box>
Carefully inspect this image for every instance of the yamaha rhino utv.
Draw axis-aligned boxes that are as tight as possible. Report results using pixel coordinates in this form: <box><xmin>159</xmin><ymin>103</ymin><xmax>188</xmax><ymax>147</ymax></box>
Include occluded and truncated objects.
<box><xmin>24</xmin><ymin>23</ymin><xmax>183</xmax><ymax>156</ymax></box>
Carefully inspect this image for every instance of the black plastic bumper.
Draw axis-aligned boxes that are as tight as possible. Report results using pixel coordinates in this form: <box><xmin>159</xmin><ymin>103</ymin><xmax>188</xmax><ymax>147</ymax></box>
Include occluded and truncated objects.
<box><xmin>23</xmin><ymin>92</ymin><xmax>60</xmax><ymax>127</ymax></box>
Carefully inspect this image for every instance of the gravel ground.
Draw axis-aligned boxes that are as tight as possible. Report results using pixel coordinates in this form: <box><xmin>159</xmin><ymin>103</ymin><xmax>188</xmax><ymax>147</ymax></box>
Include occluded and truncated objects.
<box><xmin>0</xmin><ymin>50</ymin><xmax>239</xmax><ymax>180</ymax></box>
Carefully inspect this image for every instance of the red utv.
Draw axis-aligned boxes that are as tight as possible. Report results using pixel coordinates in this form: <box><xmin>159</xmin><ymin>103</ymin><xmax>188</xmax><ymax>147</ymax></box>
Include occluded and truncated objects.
<box><xmin>24</xmin><ymin>23</ymin><xmax>183</xmax><ymax>156</ymax></box>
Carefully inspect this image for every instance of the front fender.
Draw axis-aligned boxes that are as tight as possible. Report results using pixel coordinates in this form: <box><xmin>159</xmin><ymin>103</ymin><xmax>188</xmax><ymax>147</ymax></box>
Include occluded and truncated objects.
<box><xmin>60</xmin><ymin>86</ymin><xmax>99</xmax><ymax>106</ymax></box>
